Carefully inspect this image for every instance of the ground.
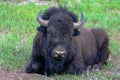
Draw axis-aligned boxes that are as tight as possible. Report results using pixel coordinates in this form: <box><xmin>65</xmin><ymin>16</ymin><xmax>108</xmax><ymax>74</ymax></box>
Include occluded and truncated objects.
<box><xmin>0</xmin><ymin>55</ymin><xmax>119</xmax><ymax>80</ymax></box>
<box><xmin>0</xmin><ymin>71</ymin><xmax>54</xmax><ymax>80</ymax></box>
<box><xmin>0</xmin><ymin>0</ymin><xmax>120</xmax><ymax>80</ymax></box>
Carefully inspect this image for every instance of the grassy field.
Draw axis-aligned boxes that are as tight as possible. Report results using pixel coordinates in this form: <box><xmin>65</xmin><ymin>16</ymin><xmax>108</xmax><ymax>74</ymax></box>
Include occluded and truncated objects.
<box><xmin>0</xmin><ymin>0</ymin><xmax>120</xmax><ymax>80</ymax></box>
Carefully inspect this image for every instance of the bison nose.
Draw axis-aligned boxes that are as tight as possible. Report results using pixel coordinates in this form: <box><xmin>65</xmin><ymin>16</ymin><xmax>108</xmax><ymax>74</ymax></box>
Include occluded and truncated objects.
<box><xmin>54</xmin><ymin>50</ymin><xmax>66</xmax><ymax>59</ymax></box>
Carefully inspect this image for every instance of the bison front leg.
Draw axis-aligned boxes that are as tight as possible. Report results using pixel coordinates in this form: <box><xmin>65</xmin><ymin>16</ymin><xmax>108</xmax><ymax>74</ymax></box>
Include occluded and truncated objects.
<box><xmin>25</xmin><ymin>57</ymin><xmax>44</xmax><ymax>74</ymax></box>
<box><xmin>65</xmin><ymin>55</ymin><xmax>86</xmax><ymax>75</ymax></box>
<box><xmin>25</xmin><ymin>31</ymin><xmax>45</xmax><ymax>74</ymax></box>
<box><xmin>44</xmin><ymin>58</ymin><xmax>51</xmax><ymax>76</ymax></box>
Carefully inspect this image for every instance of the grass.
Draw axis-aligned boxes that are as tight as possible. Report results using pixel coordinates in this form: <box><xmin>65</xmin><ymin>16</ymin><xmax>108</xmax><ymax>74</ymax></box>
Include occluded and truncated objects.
<box><xmin>0</xmin><ymin>0</ymin><xmax>120</xmax><ymax>79</ymax></box>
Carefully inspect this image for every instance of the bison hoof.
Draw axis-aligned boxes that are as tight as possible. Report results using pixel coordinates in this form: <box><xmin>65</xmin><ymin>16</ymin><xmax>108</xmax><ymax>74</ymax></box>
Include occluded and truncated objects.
<box><xmin>92</xmin><ymin>64</ymin><xmax>100</xmax><ymax>72</ymax></box>
<box><xmin>25</xmin><ymin>66</ymin><xmax>33</xmax><ymax>73</ymax></box>
<box><xmin>31</xmin><ymin>63</ymin><xmax>41</xmax><ymax>72</ymax></box>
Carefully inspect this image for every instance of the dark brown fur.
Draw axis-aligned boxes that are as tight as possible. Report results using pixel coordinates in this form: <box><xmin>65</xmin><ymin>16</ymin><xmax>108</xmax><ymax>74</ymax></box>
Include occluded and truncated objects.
<box><xmin>26</xmin><ymin>27</ymin><xmax>110</xmax><ymax>75</ymax></box>
<box><xmin>25</xmin><ymin>7</ymin><xmax>110</xmax><ymax>75</ymax></box>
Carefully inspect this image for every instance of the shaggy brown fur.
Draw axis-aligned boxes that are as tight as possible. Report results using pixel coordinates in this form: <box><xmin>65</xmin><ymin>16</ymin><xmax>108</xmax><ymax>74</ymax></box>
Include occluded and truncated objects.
<box><xmin>25</xmin><ymin>7</ymin><xmax>110</xmax><ymax>76</ymax></box>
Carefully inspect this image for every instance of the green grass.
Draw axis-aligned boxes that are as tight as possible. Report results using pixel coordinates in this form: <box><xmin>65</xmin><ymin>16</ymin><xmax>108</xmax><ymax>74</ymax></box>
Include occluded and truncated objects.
<box><xmin>0</xmin><ymin>0</ymin><xmax>120</xmax><ymax>79</ymax></box>
<box><xmin>0</xmin><ymin>2</ymin><xmax>49</xmax><ymax>70</ymax></box>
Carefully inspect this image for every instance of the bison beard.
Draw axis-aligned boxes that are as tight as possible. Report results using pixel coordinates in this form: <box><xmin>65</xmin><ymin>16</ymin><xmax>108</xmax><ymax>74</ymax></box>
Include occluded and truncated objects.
<box><xmin>44</xmin><ymin>44</ymin><xmax>84</xmax><ymax>75</ymax></box>
<box><xmin>44</xmin><ymin>37</ymin><xmax>66</xmax><ymax>75</ymax></box>
<box><xmin>25</xmin><ymin>6</ymin><xmax>110</xmax><ymax>76</ymax></box>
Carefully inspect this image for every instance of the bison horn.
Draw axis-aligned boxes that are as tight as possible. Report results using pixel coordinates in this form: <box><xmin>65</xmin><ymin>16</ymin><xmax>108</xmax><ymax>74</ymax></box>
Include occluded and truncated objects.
<box><xmin>74</xmin><ymin>12</ymin><xmax>84</xmax><ymax>29</ymax></box>
<box><xmin>37</xmin><ymin>10</ymin><xmax>49</xmax><ymax>27</ymax></box>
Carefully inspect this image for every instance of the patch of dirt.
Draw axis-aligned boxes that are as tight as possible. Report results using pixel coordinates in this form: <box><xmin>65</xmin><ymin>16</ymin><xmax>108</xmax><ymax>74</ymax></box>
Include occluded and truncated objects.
<box><xmin>17</xmin><ymin>1</ymin><xmax>54</xmax><ymax>5</ymax></box>
<box><xmin>116</xmin><ymin>33</ymin><xmax>120</xmax><ymax>41</ymax></box>
<box><xmin>111</xmin><ymin>32</ymin><xmax>120</xmax><ymax>42</ymax></box>
<box><xmin>0</xmin><ymin>65</ymin><xmax>53</xmax><ymax>80</ymax></box>
<box><xmin>111</xmin><ymin>55</ymin><xmax>120</xmax><ymax>74</ymax></box>
<box><xmin>0</xmin><ymin>29</ymin><xmax>9</xmax><ymax>35</ymax></box>
<box><xmin>0</xmin><ymin>71</ymin><xmax>54</xmax><ymax>80</ymax></box>
<box><xmin>2</xmin><ymin>0</ymin><xmax>56</xmax><ymax>6</ymax></box>
<box><xmin>102</xmin><ymin>55</ymin><xmax>120</xmax><ymax>79</ymax></box>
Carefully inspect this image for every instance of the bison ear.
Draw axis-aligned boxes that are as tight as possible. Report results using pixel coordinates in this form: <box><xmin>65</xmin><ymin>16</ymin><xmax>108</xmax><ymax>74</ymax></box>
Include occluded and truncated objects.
<box><xmin>72</xmin><ymin>29</ymin><xmax>80</xmax><ymax>36</ymax></box>
<box><xmin>37</xmin><ymin>26</ymin><xmax>47</xmax><ymax>34</ymax></box>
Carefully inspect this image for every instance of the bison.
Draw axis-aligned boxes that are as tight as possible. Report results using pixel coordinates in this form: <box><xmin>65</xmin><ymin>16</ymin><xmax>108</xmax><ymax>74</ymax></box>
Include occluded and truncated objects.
<box><xmin>25</xmin><ymin>6</ymin><xmax>110</xmax><ymax>76</ymax></box>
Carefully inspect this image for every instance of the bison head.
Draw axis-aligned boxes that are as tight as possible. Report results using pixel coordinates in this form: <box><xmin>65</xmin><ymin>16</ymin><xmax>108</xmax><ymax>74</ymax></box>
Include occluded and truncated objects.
<box><xmin>37</xmin><ymin>10</ymin><xmax>84</xmax><ymax>60</ymax></box>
